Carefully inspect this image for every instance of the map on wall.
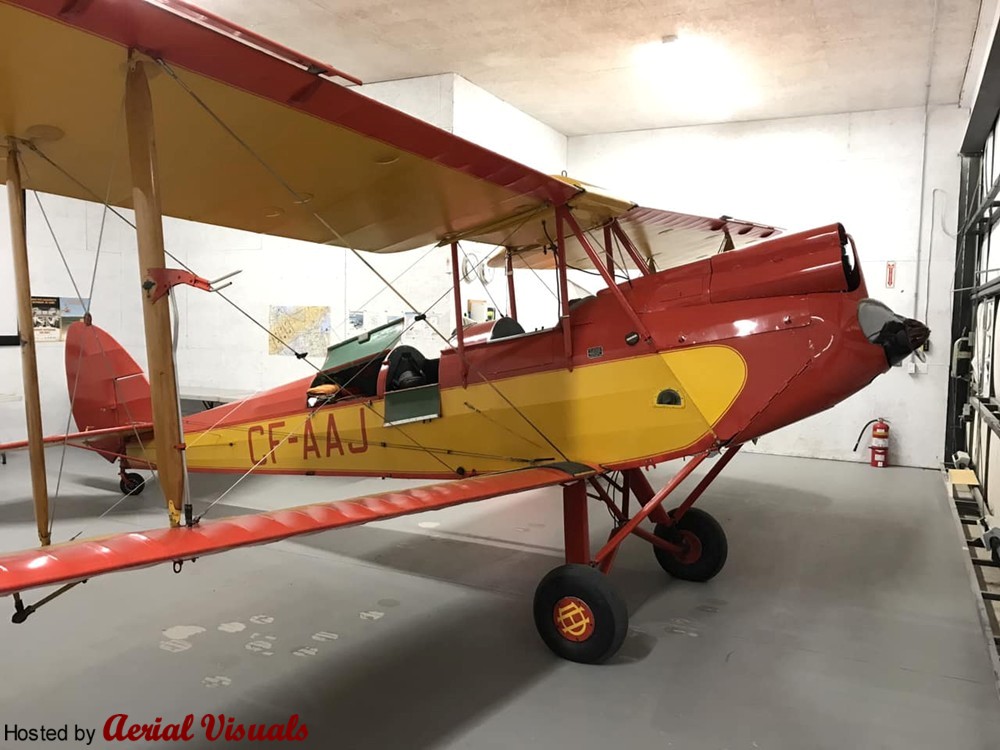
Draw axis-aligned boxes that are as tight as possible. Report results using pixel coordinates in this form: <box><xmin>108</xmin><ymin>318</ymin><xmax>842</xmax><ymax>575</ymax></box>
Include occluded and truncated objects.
<box><xmin>268</xmin><ymin>305</ymin><xmax>332</xmax><ymax>357</ymax></box>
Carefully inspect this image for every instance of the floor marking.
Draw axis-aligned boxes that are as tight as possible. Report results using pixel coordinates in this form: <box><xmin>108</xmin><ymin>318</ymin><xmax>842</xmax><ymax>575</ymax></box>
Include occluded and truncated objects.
<box><xmin>418</xmin><ymin>521</ymin><xmax>440</xmax><ymax>529</ymax></box>
<box><xmin>203</xmin><ymin>676</ymin><xmax>232</xmax><ymax>688</ymax></box>
<box><xmin>666</xmin><ymin>617</ymin><xmax>700</xmax><ymax>637</ymax></box>
<box><xmin>159</xmin><ymin>639</ymin><xmax>193</xmax><ymax>653</ymax></box>
<box><xmin>218</xmin><ymin>622</ymin><xmax>246</xmax><ymax>634</ymax></box>
<box><xmin>163</xmin><ymin>625</ymin><xmax>206</xmax><ymax>641</ymax></box>
<box><xmin>249</xmin><ymin>614</ymin><xmax>275</xmax><ymax>625</ymax></box>
<box><xmin>312</xmin><ymin>631</ymin><xmax>339</xmax><ymax>642</ymax></box>
<box><xmin>292</xmin><ymin>647</ymin><xmax>319</xmax><ymax>657</ymax></box>
<box><xmin>360</xmin><ymin>610</ymin><xmax>384</xmax><ymax>621</ymax></box>
<box><xmin>245</xmin><ymin>633</ymin><xmax>277</xmax><ymax>656</ymax></box>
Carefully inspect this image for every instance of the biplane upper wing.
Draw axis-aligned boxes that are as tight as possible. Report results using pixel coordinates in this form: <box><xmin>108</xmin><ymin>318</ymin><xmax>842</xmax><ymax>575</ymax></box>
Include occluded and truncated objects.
<box><xmin>0</xmin><ymin>1</ymin><xmax>776</xmax><ymax>259</ymax></box>
<box><xmin>0</xmin><ymin>0</ymin><xmax>579</xmax><ymax>252</ymax></box>
<box><xmin>0</xmin><ymin>462</ymin><xmax>597</xmax><ymax>596</ymax></box>
<box><xmin>485</xmin><ymin>194</ymin><xmax>781</xmax><ymax>273</ymax></box>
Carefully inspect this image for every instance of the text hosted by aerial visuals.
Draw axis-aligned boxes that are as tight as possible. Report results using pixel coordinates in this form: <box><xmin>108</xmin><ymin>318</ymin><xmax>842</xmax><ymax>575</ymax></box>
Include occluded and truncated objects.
<box><xmin>4</xmin><ymin>714</ymin><xmax>309</xmax><ymax>745</ymax></box>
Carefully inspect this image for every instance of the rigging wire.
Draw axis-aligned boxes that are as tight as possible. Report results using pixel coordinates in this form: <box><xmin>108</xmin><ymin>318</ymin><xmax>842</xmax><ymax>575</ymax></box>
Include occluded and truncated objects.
<box><xmin>155</xmin><ymin>56</ymin><xmax>571</xmax><ymax>461</ymax></box>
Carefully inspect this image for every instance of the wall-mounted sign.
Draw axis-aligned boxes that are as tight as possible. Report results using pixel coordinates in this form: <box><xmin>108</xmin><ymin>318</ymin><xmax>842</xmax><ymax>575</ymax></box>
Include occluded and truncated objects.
<box><xmin>30</xmin><ymin>296</ymin><xmax>89</xmax><ymax>342</ymax></box>
<box><xmin>885</xmin><ymin>261</ymin><xmax>896</xmax><ymax>289</ymax></box>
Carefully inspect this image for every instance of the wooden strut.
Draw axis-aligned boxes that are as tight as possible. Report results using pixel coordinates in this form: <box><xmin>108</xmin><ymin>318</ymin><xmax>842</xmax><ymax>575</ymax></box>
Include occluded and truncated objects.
<box><xmin>450</xmin><ymin>241</ymin><xmax>468</xmax><ymax>386</ymax></box>
<box><xmin>554</xmin><ymin>209</ymin><xmax>573</xmax><ymax>366</ymax></box>
<box><xmin>124</xmin><ymin>58</ymin><xmax>186</xmax><ymax>527</ymax></box>
<box><xmin>5</xmin><ymin>140</ymin><xmax>51</xmax><ymax>547</ymax></box>
<box><xmin>504</xmin><ymin>249</ymin><xmax>517</xmax><ymax>321</ymax></box>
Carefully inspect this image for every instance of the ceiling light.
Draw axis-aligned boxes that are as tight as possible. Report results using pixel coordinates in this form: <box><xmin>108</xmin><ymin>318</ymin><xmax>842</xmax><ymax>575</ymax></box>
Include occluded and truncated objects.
<box><xmin>631</xmin><ymin>33</ymin><xmax>759</xmax><ymax>120</ymax></box>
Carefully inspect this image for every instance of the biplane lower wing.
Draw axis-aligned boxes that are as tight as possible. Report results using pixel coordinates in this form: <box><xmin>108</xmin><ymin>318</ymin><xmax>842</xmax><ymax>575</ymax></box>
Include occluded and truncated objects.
<box><xmin>0</xmin><ymin>462</ymin><xmax>597</xmax><ymax>597</ymax></box>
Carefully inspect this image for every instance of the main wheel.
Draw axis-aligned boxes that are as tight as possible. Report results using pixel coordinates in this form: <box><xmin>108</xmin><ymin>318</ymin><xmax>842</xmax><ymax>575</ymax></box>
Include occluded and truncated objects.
<box><xmin>119</xmin><ymin>472</ymin><xmax>146</xmax><ymax>496</ymax></box>
<box><xmin>653</xmin><ymin>507</ymin><xmax>728</xmax><ymax>582</ymax></box>
<box><xmin>533</xmin><ymin>564</ymin><xmax>628</xmax><ymax>664</ymax></box>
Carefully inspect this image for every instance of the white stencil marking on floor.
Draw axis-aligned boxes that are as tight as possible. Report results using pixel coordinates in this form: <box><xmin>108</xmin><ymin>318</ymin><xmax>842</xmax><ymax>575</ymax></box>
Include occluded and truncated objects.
<box><xmin>218</xmin><ymin>622</ymin><xmax>246</xmax><ymax>634</ymax></box>
<box><xmin>159</xmin><ymin>639</ymin><xmax>193</xmax><ymax>653</ymax></box>
<box><xmin>293</xmin><ymin>647</ymin><xmax>319</xmax><ymax>657</ymax></box>
<box><xmin>162</xmin><ymin>625</ymin><xmax>206</xmax><ymax>641</ymax></box>
<box><xmin>245</xmin><ymin>633</ymin><xmax>277</xmax><ymax>656</ymax></box>
<box><xmin>312</xmin><ymin>631</ymin><xmax>339</xmax><ymax>642</ymax></box>
<box><xmin>360</xmin><ymin>611</ymin><xmax>384</xmax><ymax>621</ymax></box>
<box><xmin>203</xmin><ymin>676</ymin><xmax>232</xmax><ymax>688</ymax></box>
<box><xmin>249</xmin><ymin>614</ymin><xmax>274</xmax><ymax>625</ymax></box>
<box><xmin>418</xmin><ymin>521</ymin><xmax>440</xmax><ymax>529</ymax></box>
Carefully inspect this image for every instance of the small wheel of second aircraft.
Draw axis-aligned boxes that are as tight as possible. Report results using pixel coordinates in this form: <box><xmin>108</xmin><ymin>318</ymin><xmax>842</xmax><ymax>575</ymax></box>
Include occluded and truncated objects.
<box><xmin>119</xmin><ymin>472</ymin><xmax>146</xmax><ymax>496</ymax></box>
<box><xmin>533</xmin><ymin>564</ymin><xmax>628</xmax><ymax>664</ymax></box>
<box><xmin>653</xmin><ymin>507</ymin><xmax>728</xmax><ymax>582</ymax></box>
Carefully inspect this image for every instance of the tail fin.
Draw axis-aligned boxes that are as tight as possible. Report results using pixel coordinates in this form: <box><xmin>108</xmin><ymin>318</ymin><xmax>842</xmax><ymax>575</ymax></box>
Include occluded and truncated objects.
<box><xmin>65</xmin><ymin>321</ymin><xmax>152</xmax><ymax>461</ymax></box>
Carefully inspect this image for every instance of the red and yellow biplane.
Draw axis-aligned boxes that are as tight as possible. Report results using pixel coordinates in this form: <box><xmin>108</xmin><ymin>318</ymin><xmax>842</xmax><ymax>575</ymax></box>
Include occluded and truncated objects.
<box><xmin>0</xmin><ymin>0</ymin><xmax>929</xmax><ymax>663</ymax></box>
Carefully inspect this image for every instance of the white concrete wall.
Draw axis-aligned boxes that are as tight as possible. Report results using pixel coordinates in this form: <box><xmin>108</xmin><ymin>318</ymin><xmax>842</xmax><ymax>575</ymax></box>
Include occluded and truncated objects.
<box><xmin>569</xmin><ymin>105</ymin><xmax>967</xmax><ymax>468</ymax></box>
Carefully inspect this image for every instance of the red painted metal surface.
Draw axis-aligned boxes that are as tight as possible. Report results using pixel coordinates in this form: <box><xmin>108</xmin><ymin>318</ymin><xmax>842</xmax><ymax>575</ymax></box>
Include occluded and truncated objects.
<box><xmin>153</xmin><ymin>0</ymin><xmax>362</xmax><ymax>84</ymax></box>
<box><xmin>669</xmin><ymin>444</ymin><xmax>742</xmax><ymax>522</ymax></box>
<box><xmin>9</xmin><ymin>0</ymin><xmax>578</xmax><ymax>210</ymax></box>
<box><xmin>563</xmin><ymin>481</ymin><xmax>590</xmax><ymax>564</ymax></box>
<box><xmin>0</xmin><ymin>465</ymin><xmax>595</xmax><ymax>596</ymax></box>
<box><xmin>147</xmin><ymin>267</ymin><xmax>212</xmax><ymax>303</ymax></box>
<box><xmin>595</xmin><ymin>452</ymin><xmax>708</xmax><ymax>568</ymax></box>
<box><xmin>623</xmin><ymin>468</ymin><xmax>670</xmax><ymax>525</ymax></box>
<box><xmin>64</xmin><ymin>321</ymin><xmax>153</xmax><ymax>461</ymax></box>
<box><xmin>619</xmin><ymin>207</ymin><xmax>778</xmax><ymax>243</ymax></box>
<box><xmin>710</xmin><ymin>224</ymin><xmax>852</xmax><ymax>303</ymax></box>
<box><xmin>562</xmin><ymin>208</ymin><xmax>652</xmax><ymax>345</ymax></box>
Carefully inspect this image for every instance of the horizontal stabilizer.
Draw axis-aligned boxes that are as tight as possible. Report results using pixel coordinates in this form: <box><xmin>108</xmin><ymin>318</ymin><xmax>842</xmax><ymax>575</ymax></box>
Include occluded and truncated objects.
<box><xmin>0</xmin><ymin>464</ymin><xmax>597</xmax><ymax>597</ymax></box>
<box><xmin>0</xmin><ymin>422</ymin><xmax>153</xmax><ymax>454</ymax></box>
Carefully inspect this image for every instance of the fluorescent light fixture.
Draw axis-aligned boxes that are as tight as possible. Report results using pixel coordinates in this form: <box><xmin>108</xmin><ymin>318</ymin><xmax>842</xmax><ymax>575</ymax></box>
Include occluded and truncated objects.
<box><xmin>631</xmin><ymin>32</ymin><xmax>758</xmax><ymax>120</ymax></box>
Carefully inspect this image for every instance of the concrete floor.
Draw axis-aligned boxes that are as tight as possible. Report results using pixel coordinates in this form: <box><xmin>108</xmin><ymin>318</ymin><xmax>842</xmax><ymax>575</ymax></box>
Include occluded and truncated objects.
<box><xmin>0</xmin><ymin>450</ymin><xmax>998</xmax><ymax>749</ymax></box>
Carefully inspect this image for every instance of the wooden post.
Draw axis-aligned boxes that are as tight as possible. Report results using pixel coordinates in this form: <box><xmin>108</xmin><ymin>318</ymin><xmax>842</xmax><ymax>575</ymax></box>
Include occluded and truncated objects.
<box><xmin>124</xmin><ymin>59</ymin><xmax>185</xmax><ymax>527</ymax></box>
<box><xmin>6</xmin><ymin>141</ymin><xmax>51</xmax><ymax>546</ymax></box>
<box><xmin>450</xmin><ymin>241</ymin><xmax>467</xmax><ymax>386</ymax></box>
<box><xmin>554</xmin><ymin>208</ymin><xmax>573</xmax><ymax>366</ymax></box>
<box><xmin>504</xmin><ymin>249</ymin><xmax>517</xmax><ymax>321</ymax></box>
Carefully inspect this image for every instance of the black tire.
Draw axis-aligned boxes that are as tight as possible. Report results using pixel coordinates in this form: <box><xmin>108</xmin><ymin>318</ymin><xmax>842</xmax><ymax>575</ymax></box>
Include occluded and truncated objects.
<box><xmin>653</xmin><ymin>507</ymin><xmax>728</xmax><ymax>582</ymax></box>
<box><xmin>533</xmin><ymin>564</ymin><xmax>628</xmax><ymax>664</ymax></box>
<box><xmin>119</xmin><ymin>472</ymin><xmax>146</xmax><ymax>496</ymax></box>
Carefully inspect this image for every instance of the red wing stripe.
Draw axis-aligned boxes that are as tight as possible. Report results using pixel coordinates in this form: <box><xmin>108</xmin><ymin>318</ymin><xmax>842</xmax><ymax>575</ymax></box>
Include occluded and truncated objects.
<box><xmin>0</xmin><ymin>465</ymin><xmax>595</xmax><ymax>596</ymax></box>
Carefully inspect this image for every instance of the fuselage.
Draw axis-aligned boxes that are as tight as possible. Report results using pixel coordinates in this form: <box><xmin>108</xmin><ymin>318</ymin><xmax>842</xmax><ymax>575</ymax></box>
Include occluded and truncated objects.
<box><xmin>125</xmin><ymin>223</ymin><xmax>898</xmax><ymax>479</ymax></box>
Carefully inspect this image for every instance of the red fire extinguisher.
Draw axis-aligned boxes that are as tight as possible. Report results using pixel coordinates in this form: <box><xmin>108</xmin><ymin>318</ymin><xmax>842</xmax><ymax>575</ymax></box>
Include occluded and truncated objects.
<box><xmin>854</xmin><ymin>418</ymin><xmax>890</xmax><ymax>467</ymax></box>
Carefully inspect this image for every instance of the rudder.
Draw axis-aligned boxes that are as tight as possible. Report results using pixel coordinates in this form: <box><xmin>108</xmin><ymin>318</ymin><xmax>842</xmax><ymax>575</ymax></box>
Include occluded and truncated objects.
<box><xmin>65</xmin><ymin>321</ymin><xmax>152</xmax><ymax>461</ymax></box>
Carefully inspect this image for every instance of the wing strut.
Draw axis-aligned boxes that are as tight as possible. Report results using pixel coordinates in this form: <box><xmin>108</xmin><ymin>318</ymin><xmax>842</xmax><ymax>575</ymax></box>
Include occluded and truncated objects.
<box><xmin>5</xmin><ymin>140</ymin><xmax>50</xmax><ymax>547</ymax></box>
<box><xmin>124</xmin><ymin>57</ymin><xmax>187</xmax><ymax>527</ymax></box>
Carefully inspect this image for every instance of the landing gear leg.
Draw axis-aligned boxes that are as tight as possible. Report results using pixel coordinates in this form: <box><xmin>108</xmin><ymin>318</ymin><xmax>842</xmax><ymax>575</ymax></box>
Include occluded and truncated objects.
<box><xmin>533</xmin><ymin>481</ymin><xmax>628</xmax><ymax>664</ymax></box>
<box><xmin>532</xmin><ymin>445</ymin><xmax>742</xmax><ymax>663</ymax></box>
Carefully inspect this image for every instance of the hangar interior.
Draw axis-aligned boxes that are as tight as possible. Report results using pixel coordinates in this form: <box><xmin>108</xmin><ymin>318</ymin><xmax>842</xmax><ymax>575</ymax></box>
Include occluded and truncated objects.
<box><xmin>1</xmin><ymin>0</ymin><xmax>1000</xmax><ymax>747</ymax></box>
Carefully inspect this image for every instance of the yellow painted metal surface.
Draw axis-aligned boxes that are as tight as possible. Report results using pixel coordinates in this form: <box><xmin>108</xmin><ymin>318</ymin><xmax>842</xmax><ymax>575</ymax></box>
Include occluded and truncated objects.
<box><xmin>132</xmin><ymin>346</ymin><xmax>747</xmax><ymax>476</ymax></box>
